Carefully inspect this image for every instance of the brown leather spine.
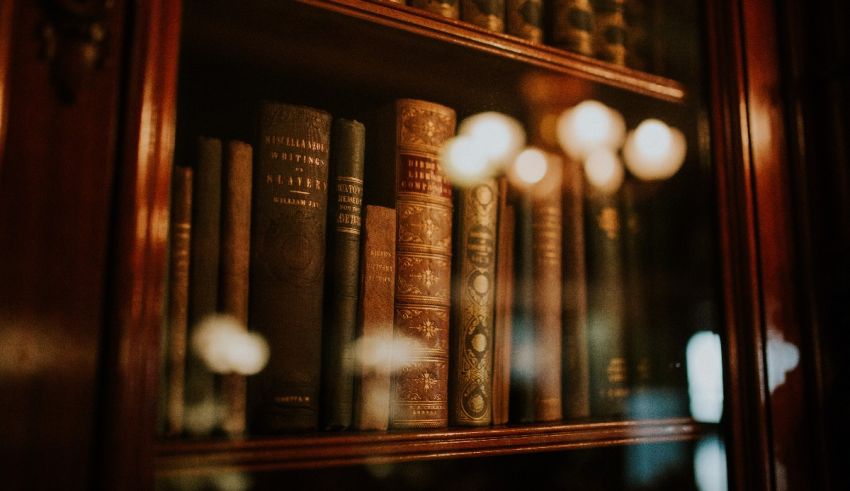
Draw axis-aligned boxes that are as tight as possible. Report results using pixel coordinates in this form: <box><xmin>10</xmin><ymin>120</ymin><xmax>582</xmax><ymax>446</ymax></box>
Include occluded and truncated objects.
<box><xmin>385</xmin><ymin>99</ymin><xmax>455</xmax><ymax>429</ymax></box>
<box><xmin>165</xmin><ymin>166</ymin><xmax>192</xmax><ymax>436</ymax></box>
<box><xmin>592</xmin><ymin>0</ymin><xmax>627</xmax><ymax>65</ymax></box>
<box><xmin>532</xmin><ymin>161</ymin><xmax>563</xmax><ymax>422</ymax></box>
<box><xmin>219</xmin><ymin>140</ymin><xmax>253</xmax><ymax>436</ymax></box>
<box><xmin>461</xmin><ymin>0</ymin><xmax>506</xmax><ymax>32</ymax></box>
<box><xmin>248</xmin><ymin>102</ymin><xmax>332</xmax><ymax>433</ymax></box>
<box><xmin>492</xmin><ymin>178</ymin><xmax>515</xmax><ymax>425</ymax></box>
<box><xmin>411</xmin><ymin>0</ymin><xmax>460</xmax><ymax>19</ymax></box>
<box><xmin>507</xmin><ymin>0</ymin><xmax>543</xmax><ymax>43</ymax></box>
<box><xmin>551</xmin><ymin>0</ymin><xmax>595</xmax><ymax>56</ymax></box>
<box><xmin>353</xmin><ymin>205</ymin><xmax>397</xmax><ymax>431</ymax></box>
<box><xmin>451</xmin><ymin>179</ymin><xmax>499</xmax><ymax>426</ymax></box>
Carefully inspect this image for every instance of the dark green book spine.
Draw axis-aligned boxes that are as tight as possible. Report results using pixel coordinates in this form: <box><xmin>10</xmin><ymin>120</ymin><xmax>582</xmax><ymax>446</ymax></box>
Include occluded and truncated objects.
<box><xmin>185</xmin><ymin>137</ymin><xmax>221</xmax><ymax>435</ymax></box>
<box><xmin>248</xmin><ymin>102</ymin><xmax>332</xmax><ymax>433</ymax></box>
<box><xmin>585</xmin><ymin>189</ymin><xmax>629</xmax><ymax>417</ymax></box>
<box><xmin>321</xmin><ymin>119</ymin><xmax>366</xmax><ymax>430</ymax></box>
<box><xmin>509</xmin><ymin>194</ymin><xmax>536</xmax><ymax>424</ymax></box>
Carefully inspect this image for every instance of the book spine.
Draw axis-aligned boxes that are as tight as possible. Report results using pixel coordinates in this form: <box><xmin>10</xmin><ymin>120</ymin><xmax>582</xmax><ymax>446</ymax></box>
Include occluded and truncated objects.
<box><xmin>462</xmin><ymin>0</ymin><xmax>506</xmax><ymax>32</ymax></box>
<box><xmin>411</xmin><ymin>0</ymin><xmax>460</xmax><ymax>18</ymax></box>
<box><xmin>165</xmin><ymin>166</ymin><xmax>193</xmax><ymax>436</ymax></box>
<box><xmin>491</xmin><ymin>178</ymin><xmax>514</xmax><ymax>425</ymax></box>
<box><xmin>551</xmin><ymin>0</ymin><xmax>595</xmax><ymax>56</ymax></box>
<box><xmin>531</xmin><ymin>162</ymin><xmax>563</xmax><ymax>422</ymax></box>
<box><xmin>450</xmin><ymin>179</ymin><xmax>499</xmax><ymax>426</ymax></box>
<box><xmin>248</xmin><ymin>102</ymin><xmax>332</xmax><ymax>433</ymax></box>
<box><xmin>585</xmin><ymin>190</ymin><xmax>629</xmax><ymax>417</ymax></box>
<box><xmin>185</xmin><ymin>137</ymin><xmax>222</xmax><ymax>434</ymax></box>
<box><xmin>624</xmin><ymin>0</ymin><xmax>650</xmax><ymax>71</ymax></box>
<box><xmin>593</xmin><ymin>0</ymin><xmax>627</xmax><ymax>65</ymax></box>
<box><xmin>353</xmin><ymin>205</ymin><xmax>397</xmax><ymax>431</ymax></box>
<box><xmin>389</xmin><ymin>99</ymin><xmax>455</xmax><ymax>429</ymax></box>
<box><xmin>562</xmin><ymin>159</ymin><xmax>590</xmax><ymax>419</ymax></box>
<box><xmin>218</xmin><ymin>140</ymin><xmax>253</xmax><ymax>437</ymax></box>
<box><xmin>321</xmin><ymin>119</ymin><xmax>366</xmax><ymax>430</ymax></box>
<box><xmin>507</xmin><ymin>0</ymin><xmax>543</xmax><ymax>43</ymax></box>
<box><xmin>509</xmin><ymin>194</ymin><xmax>534</xmax><ymax>423</ymax></box>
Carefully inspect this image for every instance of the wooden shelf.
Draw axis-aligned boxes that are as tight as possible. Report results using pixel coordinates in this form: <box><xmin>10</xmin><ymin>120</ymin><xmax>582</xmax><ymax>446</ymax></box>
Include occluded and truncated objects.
<box><xmin>156</xmin><ymin>418</ymin><xmax>708</xmax><ymax>476</ymax></box>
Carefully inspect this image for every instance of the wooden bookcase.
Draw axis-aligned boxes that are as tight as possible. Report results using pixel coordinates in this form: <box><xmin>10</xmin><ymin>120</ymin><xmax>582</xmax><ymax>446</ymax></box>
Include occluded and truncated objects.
<box><xmin>2</xmin><ymin>0</ymin><xmax>844</xmax><ymax>490</ymax></box>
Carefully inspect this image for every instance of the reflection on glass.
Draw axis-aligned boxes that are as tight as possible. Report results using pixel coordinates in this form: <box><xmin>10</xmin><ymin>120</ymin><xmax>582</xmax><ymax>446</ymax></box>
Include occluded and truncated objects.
<box><xmin>584</xmin><ymin>148</ymin><xmax>625</xmax><ymax>193</ymax></box>
<box><xmin>694</xmin><ymin>435</ymin><xmax>728</xmax><ymax>491</ymax></box>
<box><xmin>766</xmin><ymin>328</ymin><xmax>800</xmax><ymax>393</ymax></box>
<box><xmin>440</xmin><ymin>135</ymin><xmax>491</xmax><ymax>186</ymax></box>
<box><xmin>686</xmin><ymin>331</ymin><xmax>723</xmax><ymax>423</ymax></box>
<box><xmin>556</xmin><ymin>100</ymin><xmax>626</xmax><ymax>161</ymax></box>
<box><xmin>623</xmin><ymin>119</ymin><xmax>687</xmax><ymax>181</ymax></box>
<box><xmin>457</xmin><ymin>111</ymin><xmax>525</xmax><ymax>167</ymax></box>
<box><xmin>191</xmin><ymin>314</ymin><xmax>269</xmax><ymax>376</ymax></box>
<box><xmin>508</xmin><ymin>147</ymin><xmax>549</xmax><ymax>187</ymax></box>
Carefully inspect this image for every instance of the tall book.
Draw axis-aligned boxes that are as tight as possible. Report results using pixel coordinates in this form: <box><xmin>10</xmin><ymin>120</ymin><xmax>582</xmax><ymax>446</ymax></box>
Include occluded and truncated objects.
<box><xmin>366</xmin><ymin>98</ymin><xmax>456</xmax><ymax>429</ymax></box>
<box><xmin>411</xmin><ymin>0</ymin><xmax>460</xmax><ymax>19</ymax></box>
<box><xmin>585</xmin><ymin>188</ymin><xmax>629</xmax><ymax>417</ymax></box>
<box><xmin>450</xmin><ymin>178</ymin><xmax>499</xmax><ymax>426</ymax></box>
<box><xmin>507</xmin><ymin>0</ymin><xmax>543</xmax><ymax>42</ymax></box>
<box><xmin>492</xmin><ymin>178</ymin><xmax>515</xmax><ymax>425</ymax></box>
<box><xmin>592</xmin><ymin>0</ymin><xmax>627</xmax><ymax>65</ymax></box>
<box><xmin>165</xmin><ymin>166</ymin><xmax>192</xmax><ymax>436</ymax></box>
<box><xmin>462</xmin><ymin>0</ymin><xmax>505</xmax><ymax>32</ymax></box>
<box><xmin>509</xmin><ymin>194</ymin><xmax>535</xmax><ymax>423</ymax></box>
<box><xmin>185</xmin><ymin>137</ymin><xmax>222</xmax><ymax>435</ymax></box>
<box><xmin>353</xmin><ymin>205</ymin><xmax>397</xmax><ymax>431</ymax></box>
<box><xmin>531</xmin><ymin>161</ymin><xmax>563</xmax><ymax>422</ymax></box>
<box><xmin>624</xmin><ymin>0</ymin><xmax>651</xmax><ymax>71</ymax></box>
<box><xmin>218</xmin><ymin>141</ymin><xmax>253</xmax><ymax>436</ymax></box>
<box><xmin>562</xmin><ymin>159</ymin><xmax>590</xmax><ymax>419</ymax></box>
<box><xmin>551</xmin><ymin>0</ymin><xmax>595</xmax><ymax>56</ymax></box>
<box><xmin>321</xmin><ymin>119</ymin><xmax>366</xmax><ymax>430</ymax></box>
<box><xmin>248</xmin><ymin>102</ymin><xmax>332</xmax><ymax>433</ymax></box>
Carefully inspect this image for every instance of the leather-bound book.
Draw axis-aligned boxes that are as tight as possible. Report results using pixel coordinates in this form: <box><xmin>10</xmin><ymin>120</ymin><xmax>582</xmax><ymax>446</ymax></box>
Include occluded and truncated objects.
<box><xmin>321</xmin><ymin>119</ymin><xmax>366</xmax><ymax>430</ymax></box>
<box><xmin>492</xmin><ymin>178</ymin><xmax>514</xmax><ymax>425</ymax></box>
<box><xmin>450</xmin><ymin>178</ymin><xmax>499</xmax><ymax>426</ymax></box>
<box><xmin>562</xmin><ymin>159</ymin><xmax>590</xmax><ymax>419</ymax></box>
<box><xmin>353</xmin><ymin>205</ymin><xmax>397</xmax><ymax>431</ymax></box>
<box><xmin>185</xmin><ymin>137</ymin><xmax>222</xmax><ymax>433</ymax></box>
<box><xmin>165</xmin><ymin>166</ymin><xmax>192</xmax><ymax>437</ymax></box>
<box><xmin>218</xmin><ymin>141</ymin><xmax>253</xmax><ymax>437</ymax></box>
<box><xmin>624</xmin><ymin>0</ymin><xmax>651</xmax><ymax>71</ymax></box>
<box><xmin>366</xmin><ymin>98</ymin><xmax>455</xmax><ymax>429</ymax></box>
<box><xmin>507</xmin><ymin>0</ymin><xmax>543</xmax><ymax>42</ymax></box>
<box><xmin>531</xmin><ymin>161</ymin><xmax>563</xmax><ymax>422</ymax></box>
<box><xmin>411</xmin><ymin>0</ymin><xmax>460</xmax><ymax>19</ymax></box>
<box><xmin>462</xmin><ymin>0</ymin><xmax>505</xmax><ymax>32</ymax></box>
<box><xmin>248</xmin><ymin>102</ymin><xmax>332</xmax><ymax>433</ymax></box>
<box><xmin>592</xmin><ymin>0</ymin><xmax>627</xmax><ymax>65</ymax></box>
<box><xmin>509</xmin><ymin>195</ymin><xmax>535</xmax><ymax>424</ymax></box>
<box><xmin>585</xmin><ymin>188</ymin><xmax>629</xmax><ymax>417</ymax></box>
<box><xmin>551</xmin><ymin>0</ymin><xmax>595</xmax><ymax>56</ymax></box>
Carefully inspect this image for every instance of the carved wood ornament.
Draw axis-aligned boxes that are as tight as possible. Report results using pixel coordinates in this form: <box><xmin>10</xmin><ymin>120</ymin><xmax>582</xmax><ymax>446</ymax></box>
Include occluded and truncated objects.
<box><xmin>39</xmin><ymin>0</ymin><xmax>113</xmax><ymax>102</ymax></box>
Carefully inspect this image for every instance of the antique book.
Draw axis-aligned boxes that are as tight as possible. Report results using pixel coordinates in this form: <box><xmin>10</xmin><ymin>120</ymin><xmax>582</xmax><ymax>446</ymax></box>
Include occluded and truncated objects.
<box><xmin>531</xmin><ymin>162</ymin><xmax>563</xmax><ymax>422</ymax></box>
<box><xmin>509</xmin><ymin>195</ymin><xmax>534</xmax><ymax>423</ymax></box>
<box><xmin>185</xmin><ymin>136</ymin><xmax>222</xmax><ymax>433</ymax></box>
<box><xmin>165</xmin><ymin>166</ymin><xmax>192</xmax><ymax>436</ymax></box>
<box><xmin>462</xmin><ymin>0</ymin><xmax>505</xmax><ymax>32</ymax></box>
<box><xmin>507</xmin><ymin>0</ymin><xmax>543</xmax><ymax>43</ymax></box>
<box><xmin>320</xmin><ymin>119</ymin><xmax>366</xmax><ymax>430</ymax></box>
<box><xmin>353</xmin><ymin>205</ymin><xmax>397</xmax><ymax>431</ymax></box>
<box><xmin>218</xmin><ymin>140</ymin><xmax>253</xmax><ymax>436</ymax></box>
<box><xmin>562</xmin><ymin>159</ymin><xmax>590</xmax><ymax>419</ymax></box>
<box><xmin>585</xmin><ymin>188</ymin><xmax>629</xmax><ymax>417</ymax></box>
<box><xmin>551</xmin><ymin>0</ymin><xmax>595</xmax><ymax>56</ymax></box>
<box><xmin>592</xmin><ymin>0</ymin><xmax>627</xmax><ymax>65</ymax></box>
<box><xmin>624</xmin><ymin>0</ymin><xmax>650</xmax><ymax>71</ymax></box>
<box><xmin>366</xmin><ymin>98</ymin><xmax>455</xmax><ymax>429</ymax></box>
<box><xmin>491</xmin><ymin>178</ymin><xmax>515</xmax><ymax>425</ymax></box>
<box><xmin>247</xmin><ymin>102</ymin><xmax>332</xmax><ymax>433</ymax></box>
<box><xmin>450</xmin><ymin>178</ymin><xmax>499</xmax><ymax>426</ymax></box>
<box><xmin>411</xmin><ymin>0</ymin><xmax>460</xmax><ymax>19</ymax></box>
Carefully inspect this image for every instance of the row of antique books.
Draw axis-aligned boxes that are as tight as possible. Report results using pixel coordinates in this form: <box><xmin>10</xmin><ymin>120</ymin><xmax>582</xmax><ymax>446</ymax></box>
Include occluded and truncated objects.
<box><xmin>392</xmin><ymin>0</ymin><xmax>660</xmax><ymax>72</ymax></box>
<box><xmin>161</xmin><ymin>97</ymin><xmax>652</xmax><ymax>438</ymax></box>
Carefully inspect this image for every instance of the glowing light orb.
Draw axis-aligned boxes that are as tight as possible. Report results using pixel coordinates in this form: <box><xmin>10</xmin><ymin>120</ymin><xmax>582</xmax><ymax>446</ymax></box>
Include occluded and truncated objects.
<box><xmin>584</xmin><ymin>148</ymin><xmax>624</xmax><ymax>194</ymax></box>
<box><xmin>458</xmin><ymin>111</ymin><xmax>525</xmax><ymax>167</ymax></box>
<box><xmin>556</xmin><ymin>100</ymin><xmax>626</xmax><ymax>161</ymax></box>
<box><xmin>623</xmin><ymin>119</ymin><xmax>687</xmax><ymax>180</ymax></box>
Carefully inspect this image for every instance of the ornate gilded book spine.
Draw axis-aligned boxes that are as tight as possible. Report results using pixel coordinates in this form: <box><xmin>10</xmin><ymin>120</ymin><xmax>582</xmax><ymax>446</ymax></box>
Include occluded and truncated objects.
<box><xmin>531</xmin><ymin>162</ymin><xmax>563</xmax><ymax>422</ymax></box>
<box><xmin>462</xmin><ymin>0</ymin><xmax>505</xmax><ymax>32</ymax></box>
<box><xmin>592</xmin><ymin>0</ymin><xmax>627</xmax><ymax>65</ymax></box>
<box><xmin>218</xmin><ymin>141</ymin><xmax>253</xmax><ymax>436</ymax></box>
<box><xmin>585</xmin><ymin>189</ymin><xmax>629</xmax><ymax>417</ymax></box>
<box><xmin>551</xmin><ymin>0</ymin><xmax>595</xmax><ymax>56</ymax></box>
<box><xmin>562</xmin><ymin>159</ymin><xmax>590</xmax><ymax>419</ymax></box>
<box><xmin>507</xmin><ymin>0</ymin><xmax>543</xmax><ymax>42</ymax></box>
<box><xmin>375</xmin><ymin>99</ymin><xmax>455</xmax><ymax>429</ymax></box>
<box><xmin>248</xmin><ymin>102</ymin><xmax>332</xmax><ymax>433</ymax></box>
<box><xmin>185</xmin><ymin>137</ymin><xmax>221</xmax><ymax>433</ymax></box>
<box><xmin>353</xmin><ymin>205</ymin><xmax>397</xmax><ymax>431</ymax></box>
<box><xmin>411</xmin><ymin>0</ymin><xmax>460</xmax><ymax>19</ymax></box>
<box><xmin>450</xmin><ymin>179</ymin><xmax>499</xmax><ymax>426</ymax></box>
<box><xmin>321</xmin><ymin>119</ymin><xmax>366</xmax><ymax>430</ymax></box>
<box><xmin>492</xmin><ymin>178</ymin><xmax>514</xmax><ymax>425</ymax></box>
<box><xmin>165</xmin><ymin>166</ymin><xmax>192</xmax><ymax>436</ymax></box>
